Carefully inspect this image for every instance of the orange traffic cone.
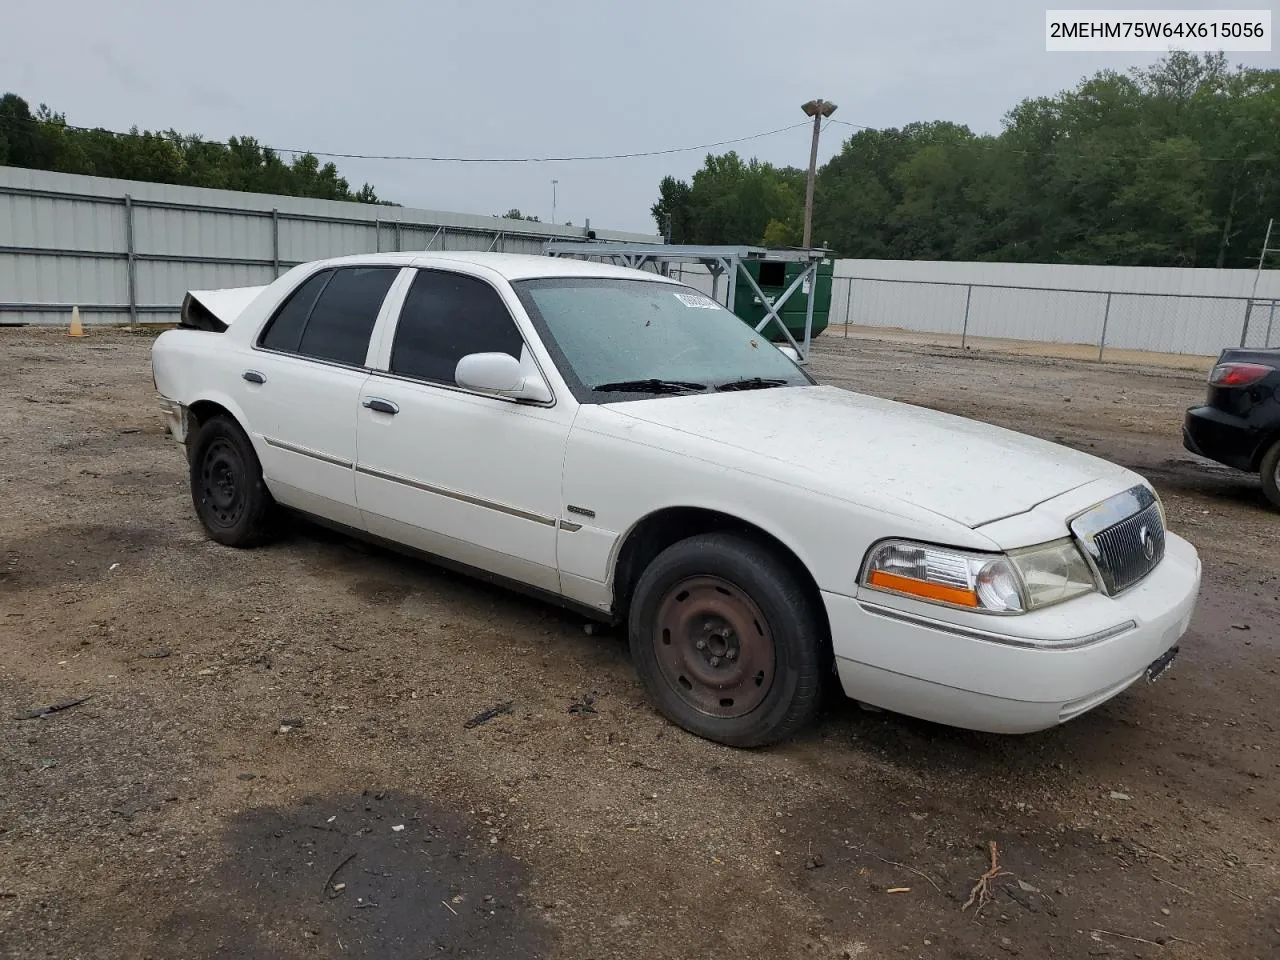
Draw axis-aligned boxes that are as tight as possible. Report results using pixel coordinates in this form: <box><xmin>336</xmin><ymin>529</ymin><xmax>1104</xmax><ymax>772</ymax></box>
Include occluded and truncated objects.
<box><xmin>68</xmin><ymin>305</ymin><xmax>85</xmax><ymax>338</ymax></box>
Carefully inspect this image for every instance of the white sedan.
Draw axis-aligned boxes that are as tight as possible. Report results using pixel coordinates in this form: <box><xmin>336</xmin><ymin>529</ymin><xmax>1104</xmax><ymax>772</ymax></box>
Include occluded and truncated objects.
<box><xmin>151</xmin><ymin>251</ymin><xmax>1202</xmax><ymax>747</ymax></box>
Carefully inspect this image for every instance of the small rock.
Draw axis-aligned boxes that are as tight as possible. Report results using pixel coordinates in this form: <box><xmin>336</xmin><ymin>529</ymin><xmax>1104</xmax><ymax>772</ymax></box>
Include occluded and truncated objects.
<box><xmin>139</xmin><ymin>647</ymin><xmax>170</xmax><ymax>659</ymax></box>
<box><xmin>1017</xmin><ymin>879</ymin><xmax>1040</xmax><ymax>893</ymax></box>
<box><xmin>1109</xmin><ymin>791</ymin><xmax>1131</xmax><ymax>801</ymax></box>
<box><xmin>236</xmin><ymin>773</ymin><xmax>256</xmax><ymax>781</ymax></box>
<box><xmin>196</xmin><ymin>668</ymin><xmax>217</xmax><ymax>677</ymax></box>
<box><xmin>332</xmin><ymin>883</ymin><xmax>345</xmax><ymax>892</ymax></box>
<box><xmin>1231</xmin><ymin>624</ymin><xmax>1250</xmax><ymax>631</ymax></box>
<box><xmin>392</xmin><ymin>824</ymin><xmax>405</xmax><ymax>832</ymax></box>
<box><xmin>805</xmin><ymin>855</ymin><xmax>825</xmax><ymax>870</ymax></box>
<box><xmin>1160</xmin><ymin>907</ymin><xmax>1170</xmax><ymax>916</ymax></box>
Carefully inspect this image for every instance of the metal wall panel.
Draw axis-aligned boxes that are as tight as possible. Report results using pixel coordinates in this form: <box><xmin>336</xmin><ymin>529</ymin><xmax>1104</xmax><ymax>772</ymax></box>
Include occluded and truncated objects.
<box><xmin>132</xmin><ymin>204</ymin><xmax>273</xmax><ymax>260</ymax></box>
<box><xmin>0</xmin><ymin>165</ymin><xmax>659</xmax><ymax>325</ymax></box>
<box><xmin>0</xmin><ymin>191</ymin><xmax>126</xmax><ymax>253</ymax></box>
<box><xmin>136</xmin><ymin>261</ymin><xmax>277</xmax><ymax>307</ymax></box>
<box><xmin>834</xmin><ymin>258</ymin><xmax>1280</xmax><ymax>356</ymax></box>
<box><xmin>0</xmin><ymin>253</ymin><xmax>128</xmax><ymax>304</ymax></box>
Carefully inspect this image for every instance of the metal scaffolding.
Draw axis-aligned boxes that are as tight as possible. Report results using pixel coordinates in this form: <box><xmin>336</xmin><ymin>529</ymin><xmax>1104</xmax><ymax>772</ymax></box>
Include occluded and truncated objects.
<box><xmin>544</xmin><ymin>242</ymin><xmax>829</xmax><ymax>362</ymax></box>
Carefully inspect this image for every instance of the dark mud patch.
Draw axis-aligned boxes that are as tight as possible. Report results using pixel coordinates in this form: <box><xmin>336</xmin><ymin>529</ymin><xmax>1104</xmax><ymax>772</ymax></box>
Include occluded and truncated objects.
<box><xmin>0</xmin><ymin>522</ymin><xmax>163</xmax><ymax>591</ymax></box>
<box><xmin>160</xmin><ymin>791</ymin><xmax>551</xmax><ymax>959</ymax></box>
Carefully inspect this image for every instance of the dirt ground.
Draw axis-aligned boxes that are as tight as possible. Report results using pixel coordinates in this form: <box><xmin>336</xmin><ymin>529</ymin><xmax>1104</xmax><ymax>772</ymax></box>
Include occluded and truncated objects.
<box><xmin>2</xmin><ymin>327</ymin><xmax>1277</xmax><ymax>960</ymax></box>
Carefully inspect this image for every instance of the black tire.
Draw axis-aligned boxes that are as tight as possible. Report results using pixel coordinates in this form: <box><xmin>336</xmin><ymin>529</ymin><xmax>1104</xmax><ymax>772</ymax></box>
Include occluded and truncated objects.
<box><xmin>628</xmin><ymin>532</ymin><xmax>826</xmax><ymax>748</ymax></box>
<box><xmin>1262</xmin><ymin>439</ymin><xmax>1280</xmax><ymax>511</ymax></box>
<box><xmin>187</xmin><ymin>414</ymin><xmax>276</xmax><ymax>547</ymax></box>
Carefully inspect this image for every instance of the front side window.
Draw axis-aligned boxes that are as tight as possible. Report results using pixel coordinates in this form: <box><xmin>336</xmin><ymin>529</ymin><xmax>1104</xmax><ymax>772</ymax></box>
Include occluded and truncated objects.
<box><xmin>389</xmin><ymin>270</ymin><xmax>525</xmax><ymax>384</ymax></box>
<box><xmin>512</xmin><ymin>277</ymin><xmax>813</xmax><ymax>402</ymax></box>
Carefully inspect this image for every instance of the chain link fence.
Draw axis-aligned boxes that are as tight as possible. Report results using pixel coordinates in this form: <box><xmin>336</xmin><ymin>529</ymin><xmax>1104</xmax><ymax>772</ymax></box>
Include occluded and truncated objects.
<box><xmin>671</xmin><ymin>264</ymin><xmax>1276</xmax><ymax>361</ymax></box>
<box><xmin>829</xmin><ymin>276</ymin><xmax>1276</xmax><ymax>360</ymax></box>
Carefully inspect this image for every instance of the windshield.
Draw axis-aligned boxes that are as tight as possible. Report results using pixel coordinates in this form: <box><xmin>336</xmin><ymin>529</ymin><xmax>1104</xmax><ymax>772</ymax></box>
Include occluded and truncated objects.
<box><xmin>511</xmin><ymin>277</ymin><xmax>814</xmax><ymax>401</ymax></box>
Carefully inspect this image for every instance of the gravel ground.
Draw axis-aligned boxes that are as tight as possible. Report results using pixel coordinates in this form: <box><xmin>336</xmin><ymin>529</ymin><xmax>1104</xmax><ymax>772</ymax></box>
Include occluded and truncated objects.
<box><xmin>2</xmin><ymin>327</ymin><xmax>1277</xmax><ymax>960</ymax></box>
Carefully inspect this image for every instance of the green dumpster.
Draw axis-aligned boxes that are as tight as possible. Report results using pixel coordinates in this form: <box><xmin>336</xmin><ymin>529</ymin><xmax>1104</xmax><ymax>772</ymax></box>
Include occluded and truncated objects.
<box><xmin>732</xmin><ymin>259</ymin><xmax>832</xmax><ymax>342</ymax></box>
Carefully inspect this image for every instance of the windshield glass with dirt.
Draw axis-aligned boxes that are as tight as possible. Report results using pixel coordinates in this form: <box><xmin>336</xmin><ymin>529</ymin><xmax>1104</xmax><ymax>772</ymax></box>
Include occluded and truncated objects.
<box><xmin>511</xmin><ymin>277</ymin><xmax>813</xmax><ymax>401</ymax></box>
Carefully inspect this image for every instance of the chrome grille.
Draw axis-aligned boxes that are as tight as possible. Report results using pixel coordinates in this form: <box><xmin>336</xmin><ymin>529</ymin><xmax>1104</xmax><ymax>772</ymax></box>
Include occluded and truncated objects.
<box><xmin>1091</xmin><ymin>502</ymin><xmax>1165</xmax><ymax>594</ymax></box>
<box><xmin>1069</xmin><ymin>485</ymin><xmax>1165</xmax><ymax>596</ymax></box>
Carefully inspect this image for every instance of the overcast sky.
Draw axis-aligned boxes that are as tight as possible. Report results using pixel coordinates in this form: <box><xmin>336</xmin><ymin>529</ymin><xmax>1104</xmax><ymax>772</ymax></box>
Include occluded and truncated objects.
<box><xmin>6</xmin><ymin>0</ymin><xmax>1277</xmax><ymax>234</ymax></box>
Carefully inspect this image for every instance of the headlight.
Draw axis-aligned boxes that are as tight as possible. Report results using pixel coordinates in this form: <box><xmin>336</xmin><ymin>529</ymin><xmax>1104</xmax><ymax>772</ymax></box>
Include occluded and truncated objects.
<box><xmin>861</xmin><ymin>538</ymin><xmax>1097</xmax><ymax>614</ymax></box>
<box><xmin>1008</xmin><ymin>539</ymin><xmax>1097</xmax><ymax>609</ymax></box>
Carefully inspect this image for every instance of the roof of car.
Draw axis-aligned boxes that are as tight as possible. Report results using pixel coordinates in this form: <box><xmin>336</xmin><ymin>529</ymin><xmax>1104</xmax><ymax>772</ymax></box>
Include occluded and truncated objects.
<box><xmin>315</xmin><ymin>250</ymin><xmax>681</xmax><ymax>283</ymax></box>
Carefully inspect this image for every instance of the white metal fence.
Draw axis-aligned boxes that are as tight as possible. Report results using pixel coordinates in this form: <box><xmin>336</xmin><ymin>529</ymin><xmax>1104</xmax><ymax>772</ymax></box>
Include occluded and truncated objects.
<box><xmin>830</xmin><ymin>275</ymin><xmax>1279</xmax><ymax>356</ymax></box>
<box><xmin>676</xmin><ymin>259</ymin><xmax>1280</xmax><ymax>358</ymax></box>
<box><xmin>0</xmin><ymin>165</ymin><xmax>659</xmax><ymax>327</ymax></box>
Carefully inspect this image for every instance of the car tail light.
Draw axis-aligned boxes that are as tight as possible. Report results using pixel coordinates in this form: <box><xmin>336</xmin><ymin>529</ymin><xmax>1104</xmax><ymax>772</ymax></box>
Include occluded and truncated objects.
<box><xmin>1209</xmin><ymin>362</ymin><xmax>1273</xmax><ymax>387</ymax></box>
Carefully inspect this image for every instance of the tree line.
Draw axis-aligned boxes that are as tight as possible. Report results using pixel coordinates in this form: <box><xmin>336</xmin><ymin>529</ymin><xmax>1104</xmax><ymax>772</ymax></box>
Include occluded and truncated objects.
<box><xmin>0</xmin><ymin>93</ymin><xmax>391</xmax><ymax>204</ymax></box>
<box><xmin>651</xmin><ymin>53</ymin><xmax>1280</xmax><ymax>269</ymax></box>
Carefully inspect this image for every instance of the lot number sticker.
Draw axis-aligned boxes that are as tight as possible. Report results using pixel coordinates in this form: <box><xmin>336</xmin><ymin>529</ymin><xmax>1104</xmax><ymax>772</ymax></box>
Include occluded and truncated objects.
<box><xmin>673</xmin><ymin>292</ymin><xmax>719</xmax><ymax>309</ymax></box>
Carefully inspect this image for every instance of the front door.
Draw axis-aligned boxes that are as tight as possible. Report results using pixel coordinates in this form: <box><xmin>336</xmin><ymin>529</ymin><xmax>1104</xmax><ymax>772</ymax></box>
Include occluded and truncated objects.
<box><xmin>354</xmin><ymin>267</ymin><xmax>572</xmax><ymax>594</ymax></box>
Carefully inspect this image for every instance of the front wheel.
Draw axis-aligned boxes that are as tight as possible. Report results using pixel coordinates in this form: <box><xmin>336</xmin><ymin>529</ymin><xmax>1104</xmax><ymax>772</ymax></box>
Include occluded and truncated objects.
<box><xmin>188</xmin><ymin>415</ymin><xmax>277</xmax><ymax>547</ymax></box>
<box><xmin>628</xmin><ymin>533</ymin><xmax>826</xmax><ymax>748</ymax></box>
<box><xmin>1262</xmin><ymin>439</ymin><xmax>1280</xmax><ymax>510</ymax></box>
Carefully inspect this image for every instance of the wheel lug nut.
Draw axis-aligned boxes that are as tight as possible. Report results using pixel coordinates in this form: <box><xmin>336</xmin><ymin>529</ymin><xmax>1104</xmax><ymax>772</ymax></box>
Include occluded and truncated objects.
<box><xmin>710</xmin><ymin>656</ymin><xmax>721</xmax><ymax>667</ymax></box>
<box><xmin>695</xmin><ymin>639</ymin><xmax>706</xmax><ymax>650</ymax></box>
<box><xmin>726</xmin><ymin>649</ymin><xmax>737</xmax><ymax>660</ymax></box>
<box><xmin>703</xmin><ymin>621</ymin><xmax>715</xmax><ymax>632</ymax></box>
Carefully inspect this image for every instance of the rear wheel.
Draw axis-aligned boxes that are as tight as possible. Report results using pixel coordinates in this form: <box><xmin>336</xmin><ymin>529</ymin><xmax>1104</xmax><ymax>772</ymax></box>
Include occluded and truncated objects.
<box><xmin>628</xmin><ymin>533</ymin><xmax>825</xmax><ymax>748</ymax></box>
<box><xmin>1262</xmin><ymin>439</ymin><xmax>1280</xmax><ymax>510</ymax></box>
<box><xmin>188</xmin><ymin>415</ymin><xmax>276</xmax><ymax>546</ymax></box>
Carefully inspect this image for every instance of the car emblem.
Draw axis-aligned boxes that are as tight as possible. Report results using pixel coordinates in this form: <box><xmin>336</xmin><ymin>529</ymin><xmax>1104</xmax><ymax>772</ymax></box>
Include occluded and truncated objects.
<box><xmin>1139</xmin><ymin>526</ymin><xmax>1155</xmax><ymax>562</ymax></box>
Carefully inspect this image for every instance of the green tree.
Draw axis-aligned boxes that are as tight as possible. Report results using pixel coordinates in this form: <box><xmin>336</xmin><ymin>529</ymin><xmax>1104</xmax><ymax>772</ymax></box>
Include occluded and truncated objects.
<box><xmin>654</xmin><ymin>52</ymin><xmax>1280</xmax><ymax>268</ymax></box>
<box><xmin>0</xmin><ymin>92</ymin><xmax>393</xmax><ymax>204</ymax></box>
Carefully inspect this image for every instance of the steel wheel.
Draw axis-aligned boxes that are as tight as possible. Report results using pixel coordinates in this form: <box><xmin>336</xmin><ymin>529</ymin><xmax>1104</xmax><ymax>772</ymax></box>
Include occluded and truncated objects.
<box><xmin>652</xmin><ymin>575</ymin><xmax>775</xmax><ymax>718</ymax></box>
<box><xmin>199</xmin><ymin>437</ymin><xmax>247</xmax><ymax>529</ymax></box>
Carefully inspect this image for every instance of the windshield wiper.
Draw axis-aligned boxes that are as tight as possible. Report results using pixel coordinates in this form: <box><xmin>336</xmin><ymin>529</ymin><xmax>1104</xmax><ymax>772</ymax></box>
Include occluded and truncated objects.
<box><xmin>592</xmin><ymin>378</ymin><xmax>707</xmax><ymax>394</ymax></box>
<box><xmin>714</xmin><ymin>377</ymin><xmax>790</xmax><ymax>392</ymax></box>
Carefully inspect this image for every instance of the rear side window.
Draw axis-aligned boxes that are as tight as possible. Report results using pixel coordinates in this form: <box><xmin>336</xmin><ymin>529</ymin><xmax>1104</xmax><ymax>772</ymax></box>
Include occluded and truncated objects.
<box><xmin>260</xmin><ymin>270</ymin><xmax>330</xmax><ymax>353</ymax></box>
<box><xmin>297</xmin><ymin>267</ymin><xmax>400</xmax><ymax>366</ymax></box>
<box><xmin>389</xmin><ymin>270</ymin><xmax>525</xmax><ymax>384</ymax></box>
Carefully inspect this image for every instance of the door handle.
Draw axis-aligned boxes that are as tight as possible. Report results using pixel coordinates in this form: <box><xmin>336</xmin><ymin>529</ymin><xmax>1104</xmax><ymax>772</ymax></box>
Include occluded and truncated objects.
<box><xmin>362</xmin><ymin>397</ymin><xmax>399</xmax><ymax>415</ymax></box>
<box><xmin>242</xmin><ymin>370</ymin><xmax>266</xmax><ymax>384</ymax></box>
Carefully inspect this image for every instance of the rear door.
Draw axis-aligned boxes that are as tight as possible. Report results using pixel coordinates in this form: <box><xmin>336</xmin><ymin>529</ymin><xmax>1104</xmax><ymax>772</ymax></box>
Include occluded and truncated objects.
<box><xmin>246</xmin><ymin>264</ymin><xmax>405</xmax><ymax>528</ymax></box>
<box><xmin>354</xmin><ymin>267</ymin><xmax>573</xmax><ymax>593</ymax></box>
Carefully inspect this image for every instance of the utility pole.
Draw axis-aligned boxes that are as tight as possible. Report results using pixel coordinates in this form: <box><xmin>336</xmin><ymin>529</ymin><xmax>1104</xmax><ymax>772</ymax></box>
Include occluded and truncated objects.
<box><xmin>800</xmin><ymin>98</ymin><xmax>837</xmax><ymax>250</ymax></box>
<box><xmin>552</xmin><ymin>179</ymin><xmax>559</xmax><ymax>226</ymax></box>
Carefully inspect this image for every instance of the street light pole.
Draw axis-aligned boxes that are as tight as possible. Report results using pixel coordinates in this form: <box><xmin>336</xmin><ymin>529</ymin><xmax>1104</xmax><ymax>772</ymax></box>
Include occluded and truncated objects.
<box><xmin>800</xmin><ymin>99</ymin><xmax>837</xmax><ymax>250</ymax></box>
<box><xmin>552</xmin><ymin>179</ymin><xmax>559</xmax><ymax>225</ymax></box>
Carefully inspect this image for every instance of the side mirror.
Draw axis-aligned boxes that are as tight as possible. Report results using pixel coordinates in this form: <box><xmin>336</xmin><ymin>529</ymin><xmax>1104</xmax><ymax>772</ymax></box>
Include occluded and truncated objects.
<box><xmin>455</xmin><ymin>352</ymin><xmax>551</xmax><ymax>402</ymax></box>
<box><xmin>778</xmin><ymin>345</ymin><xmax>801</xmax><ymax>363</ymax></box>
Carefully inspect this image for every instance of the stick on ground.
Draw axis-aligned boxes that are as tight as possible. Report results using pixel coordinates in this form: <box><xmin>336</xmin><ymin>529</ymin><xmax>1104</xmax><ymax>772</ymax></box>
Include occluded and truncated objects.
<box><xmin>961</xmin><ymin>841</ymin><xmax>1011</xmax><ymax>913</ymax></box>
<box><xmin>322</xmin><ymin>852</ymin><xmax>356</xmax><ymax>899</ymax></box>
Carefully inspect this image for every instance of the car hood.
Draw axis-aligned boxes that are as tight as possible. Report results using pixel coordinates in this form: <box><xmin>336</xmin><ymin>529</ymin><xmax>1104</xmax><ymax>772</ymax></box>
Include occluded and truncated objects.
<box><xmin>599</xmin><ymin>385</ymin><xmax>1135</xmax><ymax>528</ymax></box>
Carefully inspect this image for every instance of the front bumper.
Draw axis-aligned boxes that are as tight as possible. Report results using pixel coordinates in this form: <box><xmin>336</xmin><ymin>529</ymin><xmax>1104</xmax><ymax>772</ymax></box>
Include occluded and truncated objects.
<box><xmin>824</xmin><ymin>532</ymin><xmax>1202</xmax><ymax>733</ymax></box>
<box><xmin>1183</xmin><ymin>405</ymin><xmax>1257</xmax><ymax>472</ymax></box>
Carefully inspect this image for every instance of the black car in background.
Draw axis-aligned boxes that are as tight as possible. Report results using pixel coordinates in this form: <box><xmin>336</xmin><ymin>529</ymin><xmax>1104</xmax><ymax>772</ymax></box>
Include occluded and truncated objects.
<box><xmin>1183</xmin><ymin>347</ymin><xmax>1280</xmax><ymax>509</ymax></box>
